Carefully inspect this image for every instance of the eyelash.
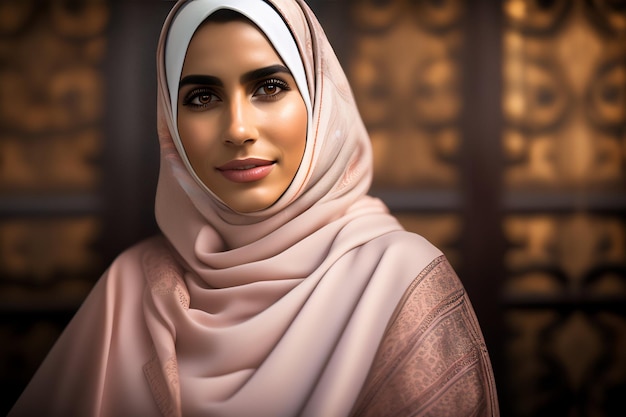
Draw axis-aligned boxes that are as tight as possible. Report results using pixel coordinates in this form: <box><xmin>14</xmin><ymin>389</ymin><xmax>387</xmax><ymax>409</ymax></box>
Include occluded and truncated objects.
<box><xmin>181</xmin><ymin>78</ymin><xmax>292</xmax><ymax>109</ymax></box>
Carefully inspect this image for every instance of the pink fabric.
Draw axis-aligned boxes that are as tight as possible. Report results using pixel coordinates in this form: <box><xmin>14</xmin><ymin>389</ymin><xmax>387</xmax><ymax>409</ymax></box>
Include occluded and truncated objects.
<box><xmin>9</xmin><ymin>1</ymin><xmax>496</xmax><ymax>416</ymax></box>
<box><xmin>352</xmin><ymin>256</ymin><xmax>500</xmax><ymax>417</ymax></box>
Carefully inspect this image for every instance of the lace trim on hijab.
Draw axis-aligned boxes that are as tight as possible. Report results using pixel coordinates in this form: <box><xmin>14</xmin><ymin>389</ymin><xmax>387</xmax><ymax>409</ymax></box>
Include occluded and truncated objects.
<box><xmin>143</xmin><ymin>349</ymin><xmax>181</xmax><ymax>417</ymax></box>
<box><xmin>143</xmin><ymin>245</ymin><xmax>190</xmax><ymax>310</ymax></box>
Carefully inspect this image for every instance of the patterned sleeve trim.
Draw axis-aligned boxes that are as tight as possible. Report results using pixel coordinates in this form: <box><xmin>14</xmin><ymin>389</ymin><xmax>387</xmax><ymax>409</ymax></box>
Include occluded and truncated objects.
<box><xmin>351</xmin><ymin>255</ymin><xmax>500</xmax><ymax>417</ymax></box>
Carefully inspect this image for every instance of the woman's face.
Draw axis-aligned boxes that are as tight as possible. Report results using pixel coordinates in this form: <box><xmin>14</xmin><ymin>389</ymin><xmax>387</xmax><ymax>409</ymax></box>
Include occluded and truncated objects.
<box><xmin>177</xmin><ymin>19</ymin><xmax>307</xmax><ymax>213</ymax></box>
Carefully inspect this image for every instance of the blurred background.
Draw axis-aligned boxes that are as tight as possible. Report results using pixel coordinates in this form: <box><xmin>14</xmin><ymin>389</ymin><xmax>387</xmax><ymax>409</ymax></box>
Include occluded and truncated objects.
<box><xmin>0</xmin><ymin>0</ymin><xmax>624</xmax><ymax>415</ymax></box>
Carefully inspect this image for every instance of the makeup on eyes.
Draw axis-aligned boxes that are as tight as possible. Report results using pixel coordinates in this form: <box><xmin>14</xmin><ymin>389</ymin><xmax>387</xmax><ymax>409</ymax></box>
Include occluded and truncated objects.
<box><xmin>180</xmin><ymin>71</ymin><xmax>293</xmax><ymax>108</ymax></box>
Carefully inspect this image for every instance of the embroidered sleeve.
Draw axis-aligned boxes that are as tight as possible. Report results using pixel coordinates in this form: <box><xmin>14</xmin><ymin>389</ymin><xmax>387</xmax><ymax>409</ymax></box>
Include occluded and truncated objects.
<box><xmin>351</xmin><ymin>256</ymin><xmax>499</xmax><ymax>417</ymax></box>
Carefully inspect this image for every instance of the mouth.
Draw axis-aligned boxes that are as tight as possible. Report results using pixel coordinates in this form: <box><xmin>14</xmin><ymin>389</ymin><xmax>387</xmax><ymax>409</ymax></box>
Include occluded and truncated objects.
<box><xmin>216</xmin><ymin>158</ymin><xmax>275</xmax><ymax>183</ymax></box>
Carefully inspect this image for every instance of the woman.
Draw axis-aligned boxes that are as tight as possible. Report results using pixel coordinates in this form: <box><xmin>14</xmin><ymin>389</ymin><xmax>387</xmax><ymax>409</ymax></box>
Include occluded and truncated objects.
<box><xmin>10</xmin><ymin>0</ymin><xmax>499</xmax><ymax>416</ymax></box>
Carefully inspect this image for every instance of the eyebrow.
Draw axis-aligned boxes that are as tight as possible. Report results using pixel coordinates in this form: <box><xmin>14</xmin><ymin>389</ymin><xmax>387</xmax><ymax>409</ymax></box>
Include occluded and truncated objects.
<box><xmin>241</xmin><ymin>64</ymin><xmax>291</xmax><ymax>84</ymax></box>
<box><xmin>179</xmin><ymin>64</ymin><xmax>292</xmax><ymax>90</ymax></box>
<box><xmin>178</xmin><ymin>74</ymin><xmax>222</xmax><ymax>89</ymax></box>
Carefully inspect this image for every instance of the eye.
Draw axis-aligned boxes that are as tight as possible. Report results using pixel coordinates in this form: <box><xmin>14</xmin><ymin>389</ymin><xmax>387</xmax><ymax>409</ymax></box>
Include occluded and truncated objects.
<box><xmin>183</xmin><ymin>88</ymin><xmax>220</xmax><ymax>108</ymax></box>
<box><xmin>253</xmin><ymin>78</ymin><xmax>290</xmax><ymax>99</ymax></box>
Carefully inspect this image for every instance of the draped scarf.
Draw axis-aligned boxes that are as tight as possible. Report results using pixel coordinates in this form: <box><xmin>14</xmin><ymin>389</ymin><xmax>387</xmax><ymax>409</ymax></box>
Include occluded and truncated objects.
<box><xmin>145</xmin><ymin>0</ymin><xmax>444</xmax><ymax>416</ymax></box>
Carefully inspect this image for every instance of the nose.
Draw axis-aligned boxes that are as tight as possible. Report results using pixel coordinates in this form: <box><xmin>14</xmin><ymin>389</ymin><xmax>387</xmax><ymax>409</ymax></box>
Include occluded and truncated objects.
<box><xmin>222</xmin><ymin>93</ymin><xmax>257</xmax><ymax>146</ymax></box>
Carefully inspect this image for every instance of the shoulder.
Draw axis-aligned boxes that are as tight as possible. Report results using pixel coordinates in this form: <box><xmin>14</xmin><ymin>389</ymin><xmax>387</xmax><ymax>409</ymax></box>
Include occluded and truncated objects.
<box><xmin>371</xmin><ymin>229</ymin><xmax>443</xmax><ymax>257</ymax></box>
<box><xmin>111</xmin><ymin>234</ymin><xmax>170</xmax><ymax>266</ymax></box>
<box><xmin>103</xmin><ymin>234</ymin><xmax>174</xmax><ymax>293</ymax></box>
<box><xmin>363</xmin><ymin>230</ymin><xmax>444</xmax><ymax>278</ymax></box>
<box><xmin>85</xmin><ymin>234</ymin><xmax>177</xmax><ymax>322</ymax></box>
<box><xmin>106</xmin><ymin>235</ymin><xmax>173</xmax><ymax>276</ymax></box>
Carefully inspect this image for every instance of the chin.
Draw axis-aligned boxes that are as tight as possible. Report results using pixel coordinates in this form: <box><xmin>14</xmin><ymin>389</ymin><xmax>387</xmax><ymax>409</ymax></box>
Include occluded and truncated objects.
<box><xmin>225</xmin><ymin>195</ymin><xmax>278</xmax><ymax>213</ymax></box>
<box><xmin>217</xmin><ymin>182</ymin><xmax>288</xmax><ymax>213</ymax></box>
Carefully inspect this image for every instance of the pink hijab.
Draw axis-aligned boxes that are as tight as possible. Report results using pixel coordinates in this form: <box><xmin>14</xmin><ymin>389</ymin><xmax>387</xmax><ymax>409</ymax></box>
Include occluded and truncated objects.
<box><xmin>10</xmin><ymin>0</ymin><xmax>443</xmax><ymax>416</ymax></box>
<box><xmin>150</xmin><ymin>0</ymin><xmax>441</xmax><ymax>415</ymax></box>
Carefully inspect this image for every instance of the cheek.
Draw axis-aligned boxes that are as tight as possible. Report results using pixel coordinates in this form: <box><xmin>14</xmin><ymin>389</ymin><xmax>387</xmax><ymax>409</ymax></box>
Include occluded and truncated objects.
<box><xmin>177</xmin><ymin>115</ymin><xmax>216</xmax><ymax>160</ymax></box>
<box><xmin>273</xmin><ymin>100</ymin><xmax>308</xmax><ymax>156</ymax></box>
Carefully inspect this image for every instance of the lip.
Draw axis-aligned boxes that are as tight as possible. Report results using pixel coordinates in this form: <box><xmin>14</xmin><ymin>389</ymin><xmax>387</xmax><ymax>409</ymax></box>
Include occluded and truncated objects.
<box><xmin>216</xmin><ymin>158</ymin><xmax>275</xmax><ymax>183</ymax></box>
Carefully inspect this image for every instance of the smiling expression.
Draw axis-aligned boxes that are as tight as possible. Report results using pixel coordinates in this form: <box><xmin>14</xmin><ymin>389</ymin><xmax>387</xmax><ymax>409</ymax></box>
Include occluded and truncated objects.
<box><xmin>177</xmin><ymin>18</ymin><xmax>307</xmax><ymax>213</ymax></box>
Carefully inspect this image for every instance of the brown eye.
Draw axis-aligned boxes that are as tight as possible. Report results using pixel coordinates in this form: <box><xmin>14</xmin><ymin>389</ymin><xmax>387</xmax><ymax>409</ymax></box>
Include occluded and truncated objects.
<box><xmin>261</xmin><ymin>85</ymin><xmax>278</xmax><ymax>95</ymax></box>
<box><xmin>192</xmin><ymin>93</ymin><xmax>217</xmax><ymax>105</ymax></box>
<box><xmin>254</xmin><ymin>78</ymin><xmax>290</xmax><ymax>98</ymax></box>
<box><xmin>182</xmin><ymin>88</ymin><xmax>220</xmax><ymax>108</ymax></box>
<box><xmin>255</xmin><ymin>83</ymin><xmax>281</xmax><ymax>96</ymax></box>
<box><xmin>198</xmin><ymin>94</ymin><xmax>212</xmax><ymax>104</ymax></box>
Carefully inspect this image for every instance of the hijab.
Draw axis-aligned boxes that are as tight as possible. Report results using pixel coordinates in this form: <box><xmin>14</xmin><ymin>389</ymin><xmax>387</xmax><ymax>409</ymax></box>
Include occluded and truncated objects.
<box><xmin>145</xmin><ymin>0</ymin><xmax>443</xmax><ymax>416</ymax></box>
<box><xmin>10</xmin><ymin>1</ymin><xmax>443</xmax><ymax>416</ymax></box>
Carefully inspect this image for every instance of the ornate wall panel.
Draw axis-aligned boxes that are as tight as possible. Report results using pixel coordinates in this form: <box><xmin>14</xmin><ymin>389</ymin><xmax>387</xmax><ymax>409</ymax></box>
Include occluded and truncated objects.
<box><xmin>504</xmin><ymin>214</ymin><xmax>626</xmax><ymax>297</ymax></box>
<box><xmin>345</xmin><ymin>0</ymin><xmax>464</xmax><ymax>189</ymax></box>
<box><xmin>503</xmin><ymin>0</ymin><xmax>625</xmax><ymax>190</ymax></box>
<box><xmin>0</xmin><ymin>1</ymin><xmax>108</xmax><ymax>285</ymax></box>
<box><xmin>0</xmin><ymin>2</ymin><xmax>107</xmax><ymax>192</ymax></box>
<box><xmin>0</xmin><ymin>217</ymin><xmax>101</xmax><ymax>286</ymax></box>
<box><xmin>502</xmin><ymin>1</ymin><xmax>626</xmax><ymax>415</ymax></box>
<box><xmin>0</xmin><ymin>0</ymin><xmax>109</xmax><ymax>413</ymax></box>
<box><xmin>502</xmin><ymin>214</ymin><xmax>626</xmax><ymax>417</ymax></box>
<box><xmin>505</xmin><ymin>309</ymin><xmax>626</xmax><ymax>417</ymax></box>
